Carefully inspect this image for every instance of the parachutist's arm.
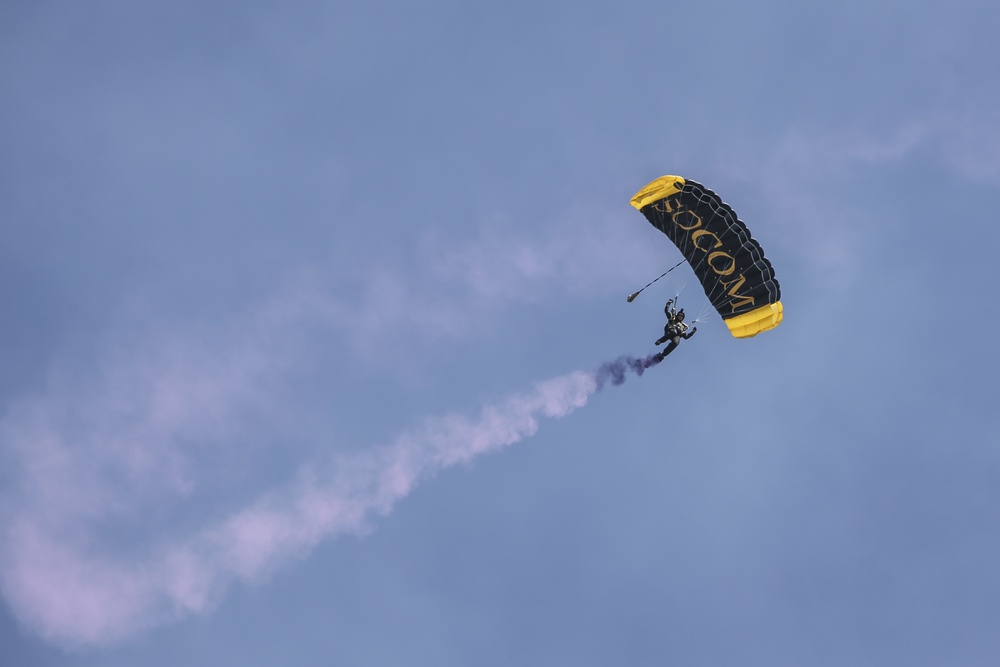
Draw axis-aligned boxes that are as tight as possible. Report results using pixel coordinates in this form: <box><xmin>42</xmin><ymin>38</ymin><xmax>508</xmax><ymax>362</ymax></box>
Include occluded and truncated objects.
<box><xmin>682</xmin><ymin>327</ymin><xmax>697</xmax><ymax>339</ymax></box>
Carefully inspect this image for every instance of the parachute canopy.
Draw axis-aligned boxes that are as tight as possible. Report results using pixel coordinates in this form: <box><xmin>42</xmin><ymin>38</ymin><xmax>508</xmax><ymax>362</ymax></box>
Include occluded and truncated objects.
<box><xmin>630</xmin><ymin>175</ymin><xmax>783</xmax><ymax>338</ymax></box>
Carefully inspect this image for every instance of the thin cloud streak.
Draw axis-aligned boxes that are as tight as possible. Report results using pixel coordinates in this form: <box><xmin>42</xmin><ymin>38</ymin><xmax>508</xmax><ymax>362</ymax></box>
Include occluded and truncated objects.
<box><xmin>710</xmin><ymin>121</ymin><xmax>937</xmax><ymax>285</ymax></box>
<box><xmin>0</xmin><ymin>220</ymin><xmax>657</xmax><ymax>647</ymax></box>
<box><xmin>332</xmin><ymin>209</ymin><xmax>660</xmax><ymax>359</ymax></box>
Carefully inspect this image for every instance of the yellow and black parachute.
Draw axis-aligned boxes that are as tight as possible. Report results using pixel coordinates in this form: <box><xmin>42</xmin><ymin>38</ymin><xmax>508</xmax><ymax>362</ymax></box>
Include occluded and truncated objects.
<box><xmin>630</xmin><ymin>175</ymin><xmax>783</xmax><ymax>338</ymax></box>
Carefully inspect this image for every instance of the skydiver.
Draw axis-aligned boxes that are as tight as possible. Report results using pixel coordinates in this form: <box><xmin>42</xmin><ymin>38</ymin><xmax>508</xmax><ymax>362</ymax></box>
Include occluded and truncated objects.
<box><xmin>654</xmin><ymin>298</ymin><xmax>696</xmax><ymax>360</ymax></box>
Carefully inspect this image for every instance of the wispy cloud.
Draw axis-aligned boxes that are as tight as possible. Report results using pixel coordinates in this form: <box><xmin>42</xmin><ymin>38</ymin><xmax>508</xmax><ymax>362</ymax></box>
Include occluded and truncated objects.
<box><xmin>937</xmin><ymin>110</ymin><xmax>1000</xmax><ymax>185</ymax></box>
<box><xmin>710</xmin><ymin>120</ymin><xmax>949</xmax><ymax>285</ymax></box>
<box><xmin>0</xmin><ymin>211</ymin><xmax>653</xmax><ymax>647</ymax></box>
<box><xmin>322</xmin><ymin>207</ymin><xmax>660</xmax><ymax>358</ymax></box>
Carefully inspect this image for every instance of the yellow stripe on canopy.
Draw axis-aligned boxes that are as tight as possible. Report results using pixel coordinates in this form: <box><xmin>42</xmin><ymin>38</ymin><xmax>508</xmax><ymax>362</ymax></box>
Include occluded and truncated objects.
<box><xmin>723</xmin><ymin>302</ymin><xmax>783</xmax><ymax>338</ymax></box>
<box><xmin>629</xmin><ymin>175</ymin><xmax>686</xmax><ymax>210</ymax></box>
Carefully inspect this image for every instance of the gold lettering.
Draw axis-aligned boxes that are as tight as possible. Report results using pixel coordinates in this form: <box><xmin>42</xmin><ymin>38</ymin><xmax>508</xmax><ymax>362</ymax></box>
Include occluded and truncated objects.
<box><xmin>652</xmin><ymin>197</ymin><xmax>679</xmax><ymax>214</ymax></box>
<box><xmin>707</xmin><ymin>251</ymin><xmax>736</xmax><ymax>276</ymax></box>
<box><xmin>672</xmin><ymin>210</ymin><xmax>702</xmax><ymax>231</ymax></box>
<box><xmin>691</xmin><ymin>229</ymin><xmax>723</xmax><ymax>251</ymax></box>
<box><xmin>720</xmin><ymin>274</ymin><xmax>755</xmax><ymax>311</ymax></box>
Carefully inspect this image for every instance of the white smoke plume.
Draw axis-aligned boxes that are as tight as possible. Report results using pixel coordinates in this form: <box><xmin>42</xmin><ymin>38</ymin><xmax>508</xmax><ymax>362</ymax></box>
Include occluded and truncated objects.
<box><xmin>0</xmin><ymin>354</ymin><xmax>656</xmax><ymax>648</ymax></box>
<box><xmin>0</xmin><ymin>256</ymin><xmax>663</xmax><ymax>647</ymax></box>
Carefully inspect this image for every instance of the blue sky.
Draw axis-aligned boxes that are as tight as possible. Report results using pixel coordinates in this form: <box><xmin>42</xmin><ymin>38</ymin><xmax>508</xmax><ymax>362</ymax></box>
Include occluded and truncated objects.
<box><xmin>2</xmin><ymin>1</ymin><xmax>1000</xmax><ymax>665</ymax></box>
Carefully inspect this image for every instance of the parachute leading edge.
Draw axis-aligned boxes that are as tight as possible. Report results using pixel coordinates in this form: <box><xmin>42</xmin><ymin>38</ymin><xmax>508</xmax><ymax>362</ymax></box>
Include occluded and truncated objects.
<box><xmin>630</xmin><ymin>175</ymin><xmax>783</xmax><ymax>339</ymax></box>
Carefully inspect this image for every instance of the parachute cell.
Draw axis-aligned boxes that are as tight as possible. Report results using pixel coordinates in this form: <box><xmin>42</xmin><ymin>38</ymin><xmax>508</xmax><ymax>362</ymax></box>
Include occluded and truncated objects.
<box><xmin>630</xmin><ymin>175</ymin><xmax>783</xmax><ymax>338</ymax></box>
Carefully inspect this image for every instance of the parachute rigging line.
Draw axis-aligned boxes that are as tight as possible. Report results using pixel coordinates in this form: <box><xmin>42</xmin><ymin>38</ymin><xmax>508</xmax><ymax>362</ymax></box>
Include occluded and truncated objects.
<box><xmin>626</xmin><ymin>258</ymin><xmax>687</xmax><ymax>303</ymax></box>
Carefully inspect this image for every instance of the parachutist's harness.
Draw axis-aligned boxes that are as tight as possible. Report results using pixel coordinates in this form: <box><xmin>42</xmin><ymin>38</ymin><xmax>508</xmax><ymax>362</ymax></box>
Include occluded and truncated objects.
<box><xmin>655</xmin><ymin>298</ymin><xmax>696</xmax><ymax>359</ymax></box>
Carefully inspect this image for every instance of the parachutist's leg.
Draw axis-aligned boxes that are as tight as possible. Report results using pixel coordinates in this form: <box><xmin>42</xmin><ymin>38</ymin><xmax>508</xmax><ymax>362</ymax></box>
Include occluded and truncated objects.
<box><xmin>657</xmin><ymin>338</ymin><xmax>679</xmax><ymax>360</ymax></box>
<box><xmin>655</xmin><ymin>323</ymin><xmax>673</xmax><ymax>346</ymax></box>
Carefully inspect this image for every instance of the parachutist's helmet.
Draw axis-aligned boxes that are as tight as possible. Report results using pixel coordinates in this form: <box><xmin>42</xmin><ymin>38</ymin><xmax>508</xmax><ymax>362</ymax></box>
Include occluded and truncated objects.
<box><xmin>677</xmin><ymin>309</ymin><xmax>685</xmax><ymax>321</ymax></box>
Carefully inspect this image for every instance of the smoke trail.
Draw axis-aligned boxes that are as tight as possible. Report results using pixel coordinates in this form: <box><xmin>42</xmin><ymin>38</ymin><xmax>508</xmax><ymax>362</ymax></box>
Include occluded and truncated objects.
<box><xmin>1</xmin><ymin>343</ymin><xmax>661</xmax><ymax>647</ymax></box>
<box><xmin>0</xmin><ymin>370</ymin><xmax>600</xmax><ymax>647</ymax></box>
<box><xmin>594</xmin><ymin>353</ymin><xmax>663</xmax><ymax>390</ymax></box>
